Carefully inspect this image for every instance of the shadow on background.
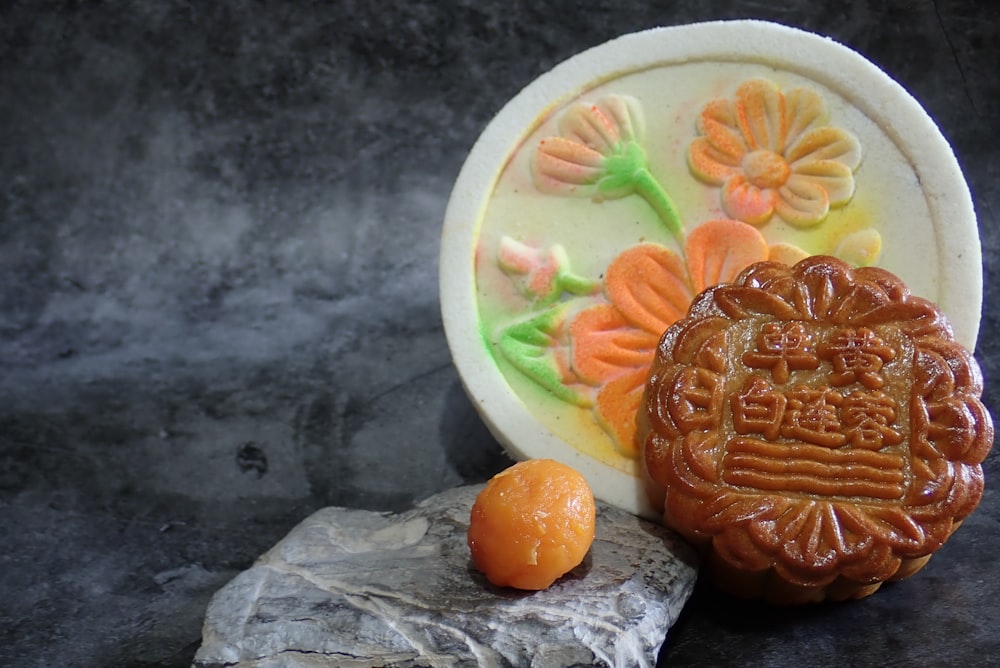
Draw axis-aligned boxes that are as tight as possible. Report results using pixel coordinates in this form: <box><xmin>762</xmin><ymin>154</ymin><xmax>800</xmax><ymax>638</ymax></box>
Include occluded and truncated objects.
<box><xmin>440</xmin><ymin>377</ymin><xmax>512</xmax><ymax>485</ymax></box>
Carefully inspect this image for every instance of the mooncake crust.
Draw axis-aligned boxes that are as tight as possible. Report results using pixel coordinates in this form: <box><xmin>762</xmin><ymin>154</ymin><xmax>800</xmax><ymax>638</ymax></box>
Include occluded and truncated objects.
<box><xmin>640</xmin><ymin>256</ymin><xmax>993</xmax><ymax>603</ymax></box>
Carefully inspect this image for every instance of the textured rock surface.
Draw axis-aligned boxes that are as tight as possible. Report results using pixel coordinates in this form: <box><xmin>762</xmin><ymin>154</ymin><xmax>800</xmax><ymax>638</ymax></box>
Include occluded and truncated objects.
<box><xmin>194</xmin><ymin>485</ymin><xmax>698</xmax><ymax>667</ymax></box>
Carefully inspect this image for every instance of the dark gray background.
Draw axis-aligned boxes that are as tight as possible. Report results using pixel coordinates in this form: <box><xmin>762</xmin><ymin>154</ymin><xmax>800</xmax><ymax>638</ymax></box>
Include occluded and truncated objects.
<box><xmin>1</xmin><ymin>2</ymin><xmax>997</xmax><ymax>666</ymax></box>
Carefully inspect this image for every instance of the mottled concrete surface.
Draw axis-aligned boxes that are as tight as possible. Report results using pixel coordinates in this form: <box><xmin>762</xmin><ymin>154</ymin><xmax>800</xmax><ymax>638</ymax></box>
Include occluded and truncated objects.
<box><xmin>1</xmin><ymin>2</ymin><xmax>997</xmax><ymax>666</ymax></box>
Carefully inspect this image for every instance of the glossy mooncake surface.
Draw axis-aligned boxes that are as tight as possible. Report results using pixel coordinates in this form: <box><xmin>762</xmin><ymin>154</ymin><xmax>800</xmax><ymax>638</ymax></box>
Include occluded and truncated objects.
<box><xmin>640</xmin><ymin>257</ymin><xmax>992</xmax><ymax>602</ymax></box>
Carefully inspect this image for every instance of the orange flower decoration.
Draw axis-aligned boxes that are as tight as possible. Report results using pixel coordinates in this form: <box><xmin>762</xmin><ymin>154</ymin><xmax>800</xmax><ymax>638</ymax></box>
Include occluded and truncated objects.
<box><xmin>688</xmin><ymin>79</ymin><xmax>862</xmax><ymax>227</ymax></box>
<box><xmin>568</xmin><ymin>219</ymin><xmax>774</xmax><ymax>456</ymax></box>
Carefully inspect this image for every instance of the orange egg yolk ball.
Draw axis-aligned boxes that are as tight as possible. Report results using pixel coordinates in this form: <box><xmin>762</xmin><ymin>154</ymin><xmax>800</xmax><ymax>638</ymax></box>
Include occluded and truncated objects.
<box><xmin>467</xmin><ymin>458</ymin><xmax>597</xmax><ymax>590</ymax></box>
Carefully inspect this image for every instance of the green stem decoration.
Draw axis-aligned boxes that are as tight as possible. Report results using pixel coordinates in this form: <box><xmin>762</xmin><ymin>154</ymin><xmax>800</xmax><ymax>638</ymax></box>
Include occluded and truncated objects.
<box><xmin>632</xmin><ymin>167</ymin><xmax>685</xmax><ymax>244</ymax></box>
<box><xmin>557</xmin><ymin>271</ymin><xmax>600</xmax><ymax>298</ymax></box>
<box><xmin>497</xmin><ymin>305</ymin><xmax>591</xmax><ymax>407</ymax></box>
<box><xmin>598</xmin><ymin>141</ymin><xmax>686</xmax><ymax>245</ymax></box>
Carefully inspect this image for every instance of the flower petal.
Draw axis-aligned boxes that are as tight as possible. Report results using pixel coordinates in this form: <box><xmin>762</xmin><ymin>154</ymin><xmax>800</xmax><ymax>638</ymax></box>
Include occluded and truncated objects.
<box><xmin>834</xmin><ymin>228</ymin><xmax>883</xmax><ymax>267</ymax></box>
<box><xmin>774</xmin><ymin>174</ymin><xmax>830</xmax><ymax>227</ymax></box>
<box><xmin>688</xmin><ymin>137</ymin><xmax>741</xmax><ymax>185</ymax></box>
<box><xmin>793</xmin><ymin>255</ymin><xmax>856</xmax><ymax>319</ymax></box>
<box><xmin>594</xmin><ymin>368</ymin><xmax>650</xmax><ymax>457</ymax></box>
<box><xmin>685</xmin><ymin>219</ymin><xmax>770</xmax><ymax>293</ymax></box>
<box><xmin>860</xmin><ymin>505</ymin><xmax>927</xmax><ymax>549</ymax></box>
<box><xmin>604</xmin><ymin>243</ymin><xmax>695</xmax><ymax>335</ymax></box>
<box><xmin>558</xmin><ymin>100</ymin><xmax>621</xmax><ymax>153</ymax></box>
<box><xmin>696</xmin><ymin>98</ymin><xmax>748</xmax><ymax>162</ymax></box>
<box><xmin>496</xmin><ymin>236</ymin><xmax>537</xmax><ymax>275</ymax></box>
<box><xmin>768</xmin><ymin>242</ymin><xmax>811</xmax><ymax>266</ymax></box>
<box><xmin>735</xmin><ymin>79</ymin><xmax>785</xmax><ymax>152</ymax></box>
<box><xmin>595</xmin><ymin>95</ymin><xmax>643</xmax><ymax>144</ymax></box>
<box><xmin>533</xmin><ymin>136</ymin><xmax>605</xmax><ymax>194</ymax></box>
<box><xmin>786</xmin><ymin>126</ymin><xmax>862</xmax><ymax>170</ymax></box>
<box><xmin>536</xmin><ymin>135</ymin><xmax>606</xmax><ymax>167</ymax></box>
<box><xmin>792</xmin><ymin>159</ymin><xmax>856</xmax><ymax>205</ymax></box>
<box><xmin>705</xmin><ymin>493</ymin><xmax>782</xmax><ymax>531</ymax></box>
<box><xmin>783</xmin><ymin>87</ymin><xmax>827</xmax><ymax>148</ymax></box>
<box><xmin>722</xmin><ymin>175</ymin><xmax>777</xmax><ymax>225</ymax></box>
<box><xmin>570</xmin><ymin>304</ymin><xmax>658</xmax><ymax>385</ymax></box>
<box><xmin>777</xmin><ymin>502</ymin><xmax>837</xmax><ymax>570</ymax></box>
<box><xmin>712</xmin><ymin>285</ymin><xmax>802</xmax><ymax>321</ymax></box>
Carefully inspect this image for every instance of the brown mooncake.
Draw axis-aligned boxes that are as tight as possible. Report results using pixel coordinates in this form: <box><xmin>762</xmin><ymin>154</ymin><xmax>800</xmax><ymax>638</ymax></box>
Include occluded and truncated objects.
<box><xmin>639</xmin><ymin>256</ymin><xmax>993</xmax><ymax>604</ymax></box>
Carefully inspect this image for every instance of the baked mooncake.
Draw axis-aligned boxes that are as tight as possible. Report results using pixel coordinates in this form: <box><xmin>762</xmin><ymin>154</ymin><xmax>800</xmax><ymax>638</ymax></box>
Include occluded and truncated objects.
<box><xmin>640</xmin><ymin>256</ymin><xmax>993</xmax><ymax>603</ymax></box>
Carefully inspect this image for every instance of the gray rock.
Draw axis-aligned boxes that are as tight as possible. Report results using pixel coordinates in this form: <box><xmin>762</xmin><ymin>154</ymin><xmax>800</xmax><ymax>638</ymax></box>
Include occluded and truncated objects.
<box><xmin>193</xmin><ymin>485</ymin><xmax>699</xmax><ymax>668</ymax></box>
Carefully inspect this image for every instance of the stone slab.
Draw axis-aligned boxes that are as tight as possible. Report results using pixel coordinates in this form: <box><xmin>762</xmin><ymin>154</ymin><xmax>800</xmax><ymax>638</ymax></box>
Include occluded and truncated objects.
<box><xmin>194</xmin><ymin>485</ymin><xmax>699</xmax><ymax>667</ymax></box>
